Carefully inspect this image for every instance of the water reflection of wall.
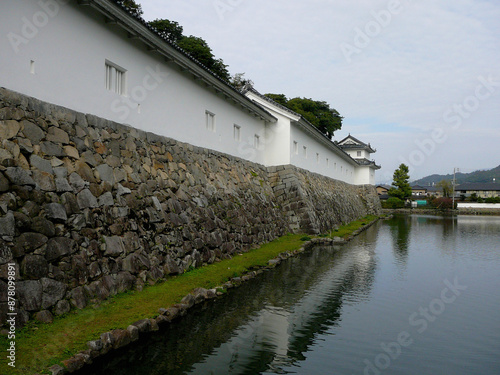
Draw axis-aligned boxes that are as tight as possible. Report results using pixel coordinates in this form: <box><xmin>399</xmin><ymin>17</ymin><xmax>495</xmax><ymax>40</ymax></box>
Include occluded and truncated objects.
<box><xmin>190</xmin><ymin>230</ymin><xmax>378</xmax><ymax>374</ymax></box>
<box><xmin>79</xmin><ymin>227</ymin><xmax>379</xmax><ymax>375</ymax></box>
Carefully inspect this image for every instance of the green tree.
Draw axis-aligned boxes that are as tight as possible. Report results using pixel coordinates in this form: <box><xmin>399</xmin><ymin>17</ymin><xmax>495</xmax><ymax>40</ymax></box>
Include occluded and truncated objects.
<box><xmin>117</xmin><ymin>0</ymin><xmax>143</xmax><ymax>17</ymax></box>
<box><xmin>264</xmin><ymin>94</ymin><xmax>343</xmax><ymax>138</ymax></box>
<box><xmin>388</xmin><ymin>164</ymin><xmax>412</xmax><ymax>200</ymax></box>
<box><xmin>436</xmin><ymin>179</ymin><xmax>452</xmax><ymax>198</ymax></box>
<box><xmin>177</xmin><ymin>36</ymin><xmax>230</xmax><ymax>81</ymax></box>
<box><xmin>149</xmin><ymin>19</ymin><xmax>183</xmax><ymax>41</ymax></box>
<box><xmin>231</xmin><ymin>73</ymin><xmax>254</xmax><ymax>91</ymax></box>
<box><xmin>264</xmin><ymin>93</ymin><xmax>288</xmax><ymax>107</ymax></box>
<box><xmin>147</xmin><ymin>16</ymin><xmax>231</xmax><ymax>82</ymax></box>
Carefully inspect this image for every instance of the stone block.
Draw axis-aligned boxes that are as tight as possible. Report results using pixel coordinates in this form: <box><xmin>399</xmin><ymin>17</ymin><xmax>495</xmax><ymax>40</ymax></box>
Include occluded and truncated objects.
<box><xmin>17</xmin><ymin>137</ymin><xmax>33</xmax><ymax>153</ymax></box>
<box><xmin>41</xmin><ymin>278</ymin><xmax>67</xmax><ymax>309</ymax></box>
<box><xmin>40</xmin><ymin>141</ymin><xmax>64</xmax><ymax>157</ymax></box>
<box><xmin>21</xmin><ymin>120</ymin><xmax>45</xmax><ymax>144</ymax></box>
<box><xmin>34</xmin><ymin>310</ymin><xmax>54</xmax><ymax>323</ymax></box>
<box><xmin>32</xmin><ymin>170</ymin><xmax>56</xmax><ymax>192</ymax></box>
<box><xmin>0</xmin><ymin>172</ymin><xmax>9</xmax><ymax>192</ymax></box>
<box><xmin>17</xmin><ymin>280</ymin><xmax>42</xmax><ymax>311</ymax></box>
<box><xmin>96</xmin><ymin>164</ymin><xmax>115</xmax><ymax>185</ymax></box>
<box><xmin>100</xmin><ymin>332</ymin><xmax>115</xmax><ymax>353</ymax></box>
<box><xmin>0</xmin><ymin>120</ymin><xmax>21</xmax><ymax>139</ymax></box>
<box><xmin>61</xmin><ymin>353</ymin><xmax>87</xmax><ymax>373</ymax></box>
<box><xmin>16</xmin><ymin>232</ymin><xmax>48</xmax><ymax>253</ymax></box>
<box><xmin>0</xmin><ymin>212</ymin><xmax>15</xmax><ymax>237</ymax></box>
<box><xmin>88</xmin><ymin>339</ymin><xmax>103</xmax><ymax>352</ymax></box>
<box><xmin>63</xmin><ymin>145</ymin><xmax>80</xmax><ymax>159</ymax></box>
<box><xmin>75</xmin><ymin>160</ymin><xmax>96</xmax><ymax>183</ymax></box>
<box><xmin>77</xmin><ymin>189</ymin><xmax>98</xmax><ymax>209</ymax></box>
<box><xmin>116</xmin><ymin>183</ymin><xmax>131</xmax><ymax>196</ymax></box>
<box><xmin>111</xmin><ymin>329</ymin><xmax>131</xmax><ymax>349</ymax></box>
<box><xmin>69</xmin><ymin>286</ymin><xmax>87</xmax><ymax>309</ymax></box>
<box><xmin>180</xmin><ymin>293</ymin><xmax>195</xmax><ymax>308</ymax></box>
<box><xmin>69</xmin><ymin>172</ymin><xmax>87</xmax><ymax>193</ymax></box>
<box><xmin>5</xmin><ymin>167</ymin><xmax>36</xmax><ymax>186</ymax></box>
<box><xmin>46</xmin><ymin>237</ymin><xmax>76</xmax><ymax>262</ymax></box>
<box><xmin>105</xmin><ymin>155</ymin><xmax>121</xmax><ymax>168</ymax></box>
<box><xmin>54</xmin><ymin>299</ymin><xmax>71</xmax><ymax>316</ymax></box>
<box><xmin>30</xmin><ymin>154</ymin><xmax>54</xmax><ymax>174</ymax></box>
<box><xmin>44</xmin><ymin>203</ymin><xmax>67</xmax><ymax>222</ymax></box>
<box><xmin>103</xmin><ymin>236</ymin><xmax>125</xmax><ymax>257</ymax></box>
<box><xmin>115</xmin><ymin>271</ymin><xmax>135</xmax><ymax>293</ymax></box>
<box><xmin>55</xmin><ymin>178</ymin><xmax>73</xmax><ymax>193</ymax></box>
<box><xmin>131</xmin><ymin>318</ymin><xmax>151</xmax><ymax>333</ymax></box>
<box><xmin>21</xmin><ymin>254</ymin><xmax>49</xmax><ymax>279</ymax></box>
<box><xmin>98</xmin><ymin>191</ymin><xmax>114</xmax><ymax>207</ymax></box>
<box><xmin>0</xmin><ymin>149</ymin><xmax>13</xmax><ymax>165</ymax></box>
<box><xmin>47</xmin><ymin>126</ymin><xmax>70</xmax><ymax>144</ymax></box>
<box><xmin>48</xmin><ymin>364</ymin><xmax>66</xmax><ymax>375</ymax></box>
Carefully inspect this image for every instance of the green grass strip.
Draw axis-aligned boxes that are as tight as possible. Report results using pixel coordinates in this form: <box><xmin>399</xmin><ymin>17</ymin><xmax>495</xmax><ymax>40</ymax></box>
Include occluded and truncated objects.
<box><xmin>327</xmin><ymin>214</ymin><xmax>379</xmax><ymax>239</ymax></box>
<box><xmin>0</xmin><ymin>233</ymin><xmax>306</xmax><ymax>374</ymax></box>
<box><xmin>0</xmin><ymin>214</ymin><xmax>380</xmax><ymax>374</ymax></box>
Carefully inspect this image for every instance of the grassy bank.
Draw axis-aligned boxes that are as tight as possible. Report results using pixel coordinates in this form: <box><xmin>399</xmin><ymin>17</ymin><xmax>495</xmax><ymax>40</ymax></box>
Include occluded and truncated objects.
<box><xmin>0</xmin><ymin>215</ymin><xmax>379</xmax><ymax>374</ymax></box>
<box><xmin>326</xmin><ymin>214</ymin><xmax>379</xmax><ymax>239</ymax></box>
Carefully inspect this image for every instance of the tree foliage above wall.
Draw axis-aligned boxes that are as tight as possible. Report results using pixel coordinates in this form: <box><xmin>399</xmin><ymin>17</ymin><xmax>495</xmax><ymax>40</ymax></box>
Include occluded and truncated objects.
<box><xmin>116</xmin><ymin>0</ymin><xmax>230</xmax><ymax>81</ymax></box>
<box><xmin>119</xmin><ymin>0</ymin><xmax>343</xmax><ymax>133</ymax></box>
<box><xmin>264</xmin><ymin>94</ymin><xmax>343</xmax><ymax>138</ymax></box>
<box><xmin>148</xmin><ymin>19</ymin><xmax>184</xmax><ymax>42</ymax></box>
<box><xmin>116</xmin><ymin>0</ymin><xmax>143</xmax><ymax>17</ymax></box>
<box><xmin>147</xmin><ymin>21</ymin><xmax>231</xmax><ymax>82</ymax></box>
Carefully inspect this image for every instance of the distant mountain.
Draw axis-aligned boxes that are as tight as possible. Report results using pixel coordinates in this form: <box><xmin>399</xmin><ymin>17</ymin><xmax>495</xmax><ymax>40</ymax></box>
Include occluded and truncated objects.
<box><xmin>412</xmin><ymin>165</ymin><xmax>500</xmax><ymax>186</ymax></box>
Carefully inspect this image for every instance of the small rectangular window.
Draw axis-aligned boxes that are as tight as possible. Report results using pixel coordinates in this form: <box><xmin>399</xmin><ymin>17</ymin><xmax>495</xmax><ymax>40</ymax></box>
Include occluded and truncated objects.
<box><xmin>357</xmin><ymin>151</ymin><xmax>362</xmax><ymax>157</ymax></box>
<box><xmin>30</xmin><ymin>60</ymin><xmax>35</xmax><ymax>75</ymax></box>
<box><xmin>316</xmin><ymin>153</ymin><xmax>320</xmax><ymax>164</ymax></box>
<box><xmin>105</xmin><ymin>60</ymin><xmax>127</xmax><ymax>95</ymax></box>
<box><xmin>334</xmin><ymin>162</ymin><xmax>337</xmax><ymax>170</ymax></box>
<box><xmin>326</xmin><ymin>158</ymin><xmax>329</xmax><ymax>167</ymax></box>
<box><xmin>206</xmin><ymin>111</ymin><xmax>216</xmax><ymax>132</ymax></box>
<box><xmin>254</xmin><ymin>134</ymin><xmax>260</xmax><ymax>149</ymax></box>
<box><xmin>303</xmin><ymin>146</ymin><xmax>307</xmax><ymax>158</ymax></box>
<box><xmin>293</xmin><ymin>141</ymin><xmax>298</xmax><ymax>155</ymax></box>
<box><xmin>234</xmin><ymin>124</ymin><xmax>241</xmax><ymax>141</ymax></box>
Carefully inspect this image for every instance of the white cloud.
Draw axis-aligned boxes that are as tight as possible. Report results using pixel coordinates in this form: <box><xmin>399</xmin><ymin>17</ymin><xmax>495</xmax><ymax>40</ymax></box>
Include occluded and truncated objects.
<box><xmin>139</xmin><ymin>0</ymin><xmax>500</xmax><ymax>181</ymax></box>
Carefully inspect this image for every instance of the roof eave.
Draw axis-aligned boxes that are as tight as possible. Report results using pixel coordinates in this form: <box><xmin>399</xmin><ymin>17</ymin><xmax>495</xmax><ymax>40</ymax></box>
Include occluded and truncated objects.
<box><xmin>292</xmin><ymin>119</ymin><xmax>358</xmax><ymax>165</ymax></box>
<box><xmin>87</xmin><ymin>0</ymin><xmax>277</xmax><ymax>123</ymax></box>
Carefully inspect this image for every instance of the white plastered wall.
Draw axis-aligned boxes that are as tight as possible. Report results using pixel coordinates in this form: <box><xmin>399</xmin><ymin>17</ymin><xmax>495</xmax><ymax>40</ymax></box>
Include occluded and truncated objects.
<box><xmin>0</xmin><ymin>0</ymin><xmax>269</xmax><ymax>165</ymax></box>
<box><xmin>290</xmin><ymin>124</ymin><xmax>357</xmax><ymax>184</ymax></box>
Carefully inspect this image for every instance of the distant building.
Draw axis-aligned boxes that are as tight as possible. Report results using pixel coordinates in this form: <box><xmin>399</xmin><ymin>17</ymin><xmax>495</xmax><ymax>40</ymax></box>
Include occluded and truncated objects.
<box><xmin>455</xmin><ymin>183</ymin><xmax>500</xmax><ymax>198</ymax></box>
<box><xmin>336</xmin><ymin>135</ymin><xmax>381</xmax><ymax>185</ymax></box>
<box><xmin>376</xmin><ymin>184</ymin><xmax>391</xmax><ymax>195</ymax></box>
<box><xmin>426</xmin><ymin>186</ymin><xmax>443</xmax><ymax>198</ymax></box>
<box><xmin>411</xmin><ymin>185</ymin><xmax>427</xmax><ymax>196</ymax></box>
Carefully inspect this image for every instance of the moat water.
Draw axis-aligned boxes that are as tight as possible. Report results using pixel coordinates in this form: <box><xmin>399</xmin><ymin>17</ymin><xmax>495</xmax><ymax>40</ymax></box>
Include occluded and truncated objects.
<box><xmin>84</xmin><ymin>214</ymin><xmax>500</xmax><ymax>374</ymax></box>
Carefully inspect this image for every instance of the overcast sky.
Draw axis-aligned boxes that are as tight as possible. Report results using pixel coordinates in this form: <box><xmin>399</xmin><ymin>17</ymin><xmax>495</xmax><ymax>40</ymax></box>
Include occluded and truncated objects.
<box><xmin>138</xmin><ymin>0</ymin><xmax>500</xmax><ymax>183</ymax></box>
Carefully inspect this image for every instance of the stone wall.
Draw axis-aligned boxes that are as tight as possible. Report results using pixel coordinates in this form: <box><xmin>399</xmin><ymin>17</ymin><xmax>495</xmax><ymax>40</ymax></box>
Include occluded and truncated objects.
<box><xmin>0</xmin><ymin>87</ymin><xmax>380</xmax><ymax>327</ymax></box>
<box><xmin>269</xmin><ymin>165</ymin><xmax>380</xmax><ymax>234</ymax></box>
